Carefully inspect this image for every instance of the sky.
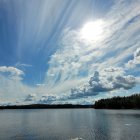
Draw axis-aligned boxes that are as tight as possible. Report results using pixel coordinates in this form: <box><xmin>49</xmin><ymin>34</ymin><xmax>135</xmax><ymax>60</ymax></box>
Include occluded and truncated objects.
<box><xmin>0</xmin><ymin>0</ymin><xmax>140</xmax><ymax>105</ymax></box>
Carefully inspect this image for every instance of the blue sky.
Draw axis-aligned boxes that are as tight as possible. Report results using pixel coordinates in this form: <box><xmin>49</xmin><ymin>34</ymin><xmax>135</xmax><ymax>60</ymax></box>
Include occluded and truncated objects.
<box><xmin>0</xmin><ymin>0</ymin><xmax>140</xmax><ymax>105</ymax></box>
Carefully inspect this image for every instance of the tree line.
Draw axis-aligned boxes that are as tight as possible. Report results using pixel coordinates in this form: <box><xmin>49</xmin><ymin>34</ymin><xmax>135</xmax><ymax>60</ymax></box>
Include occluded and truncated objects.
<box><xmin>94</xmin><ymin>94</ymin><xmax>140</xmax><ymax>109</ymax></box>
<box><xmin>0</xmin><ymin>104</ymin><xmax>92</xmax><ymax>109</ymax></box>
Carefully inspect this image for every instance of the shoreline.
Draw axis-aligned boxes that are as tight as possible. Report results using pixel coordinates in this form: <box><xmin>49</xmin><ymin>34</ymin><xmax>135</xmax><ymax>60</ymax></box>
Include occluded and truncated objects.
<box><xmin>0</xmin><ymin>104</ymin><xmax>93</xmax><ymax>109</ymax></box>
<box><xmin>0</xmin><ymin>104</ymin><xmax>139</xmax><ymax>110</ymax></box>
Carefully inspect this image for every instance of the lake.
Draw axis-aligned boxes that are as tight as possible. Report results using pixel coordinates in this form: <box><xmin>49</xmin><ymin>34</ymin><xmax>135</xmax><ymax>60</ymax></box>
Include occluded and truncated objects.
<box><xmin>0</xmin><ymin>109</ymin><xmax>140</xmax><ymax>140</ymax></box>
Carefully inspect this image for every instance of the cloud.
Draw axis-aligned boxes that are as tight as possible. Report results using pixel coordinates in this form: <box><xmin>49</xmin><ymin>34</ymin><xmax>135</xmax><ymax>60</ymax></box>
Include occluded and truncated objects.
<box><xmin>44</xmin><ymin>0</ymin><xmax>140</xmax><ymax>98</ymax></box>
<box><xmin>38</xmin><ymin>94</ymin><xmax>93</xmax><ymax>104</ymax></box>
<box><xmin>126</xmin><ymin>48</ymin><xmax>140</xmax><ymax>68</ymax></box>
<box><xmin>39</xmin><ymin>95</ymin><xmax>58</xmax><ymax>104</ymax></box>
<box><xmin>36</xmin><ymin>84</ymin><xmax>46</xmax><ymax>87</ymax></box>
<box><xmin>15</xmin><ymin>62</ymin><xmax>32</xmax><ymax>68</ymax></box>
<box><xmin>24</xmin><ymin>94</ymin><xmax>36</xmax><ymax>102</ymax></box>
<box><xmin>89</xmin><ymin>68</ymin><xmax>136</xmax><ymax>91</ymax></box>
<box><xmin>0</xmin><ymin>66</ymin><xmax>24</xmax><ymax>81</ymax></box>
<box><xmin>0</xmin><ymin>66</ymin><xmax>24</xmax><ymax>76</ymax></box>
<box><xmin>0</xmin><ymin>66</ymin><xmax>35</xmax><ymax>103</ymax></box>
<box><xmin>1</xmin><ymin>0</ymin><xmax>140</xmax><ymax>104</ymax></box>
<box><xmin>67</xmin><ymin>67</ymin><xmax>136</xmax><ymax>100</ymax></box>
<box><xmin>38</xmin><ymin>66</ymin><xmax>137</xmax><ymax>104</ymax></box>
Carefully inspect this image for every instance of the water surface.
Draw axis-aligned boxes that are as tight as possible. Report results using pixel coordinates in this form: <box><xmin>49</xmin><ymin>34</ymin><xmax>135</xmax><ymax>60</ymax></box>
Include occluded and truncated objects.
<box><xmin>0</xmin><ymin>109</ymin><xmax>140</xmax><ymax>140</ymax></box>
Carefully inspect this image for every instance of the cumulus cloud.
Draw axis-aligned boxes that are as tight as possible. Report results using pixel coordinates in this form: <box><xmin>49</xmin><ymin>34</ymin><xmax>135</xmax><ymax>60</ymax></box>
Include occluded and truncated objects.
<box><xmin>89</xmin><ymin>68</ymin><xmax>136</xmax><ymax>91</ymax></box>
<box><xmin>38</xmin><ymin>94</ymin><xmax>93</xmax><ymax>104</ymax></box>
<box><xmin>67</xmin><ymin>67</ymin><xmax>136</xmax><ymax>99</ymax></box>
<box><xmin>24</xmin><ymin>94</ymin><xmax>37</xmax><ymax>102</ymax></box>
<box><xmin>126</xmin><ymin>48</ymin><xmax>140</xmax><ymax>68</ymax></box>
<box><xmin>38</xmin><ymin>67</ymin><xmax>137</xmax><ymax>104</ymax></box>
<box><xmin>39</xmin><ymin>95</ymin><xmax>58</xmax><ymax>104</ymax></box>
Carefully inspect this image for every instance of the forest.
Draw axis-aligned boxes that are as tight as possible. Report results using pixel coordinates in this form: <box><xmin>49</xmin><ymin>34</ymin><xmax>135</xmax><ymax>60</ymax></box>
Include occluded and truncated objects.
<box><xmin>94</xmin><ymin>94</ymin><xmax>140</xmax><ymax>109</ymax></box>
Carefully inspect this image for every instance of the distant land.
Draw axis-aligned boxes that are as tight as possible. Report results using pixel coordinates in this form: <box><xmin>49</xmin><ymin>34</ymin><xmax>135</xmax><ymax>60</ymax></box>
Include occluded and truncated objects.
<box><xmin>94</xmin><ymin>94</ymin><xmax>140</xmax><ymax>109</ymax></box>
<box><xmin>0</xmin><ymin>104</ymin><xmax>93</xmax><ymax>109</ymax></box>
<box><xmin>0</xmin><ymin>94</ymin><xmax>140</xmax><ymax>109</ymax></box>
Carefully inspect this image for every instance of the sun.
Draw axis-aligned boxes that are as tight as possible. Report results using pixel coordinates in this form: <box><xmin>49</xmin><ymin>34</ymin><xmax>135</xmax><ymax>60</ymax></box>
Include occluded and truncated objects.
<box><xmin>80</xmin><ymin>20</ymin><xmax>104</xmax><ymax>41</ymax></box>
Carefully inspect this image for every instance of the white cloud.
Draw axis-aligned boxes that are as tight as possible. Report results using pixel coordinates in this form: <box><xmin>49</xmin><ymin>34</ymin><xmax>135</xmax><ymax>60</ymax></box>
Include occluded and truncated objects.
<box><xmin>39</xmin><ymin>95</ymin><xmax>58</xmax><ymax>104</ymax></box>
<box><xmin>1</xmin><ymin>0</ymin><xmax>140</xmax><ymax>104</ymax></box>
<box><xmin>44</xmin><ymin>0</ymin><xmax>140</xmax><ymax>98</ymax></box>
<box><xmin>0</xmin><ymin>66</ymin><xmax>24</xmax><ymax>77</ymax></box>
<box><xmin>65</xmin><ymin>67</ymin><xmax>137</xmax><ymax>100</ymax></box>
<box><xmin>15</xmin><ymin>62</ymin><xmax>32</xmax><ymax>68</ymax></box>
<box><xmin>126</xmin><ymin>48</ymin><xmax>140</xmax><ymax>68</ymax></box>
<box><xmin>36</xmin><ymin>84</ymin><xmax>46</xmax><ymax>87</ymax></box>
<box><xmin>89</xmin><ymin>68</ymin><xmax>136</xmax><ymax>91</ymax></box>
<box><xmin>38</xmin><ymin>67</ymin><xmax>138</xmax><ymax>103</ymax></box>
<box><xmin>0</xmin><ymin>66</ymin><xmax>35</xmax><ymax>103</ymax></box>
<box><xmin>24</xmin><ymin>94</ymin><xmax>37</xmax><ymax>102</ymax></box>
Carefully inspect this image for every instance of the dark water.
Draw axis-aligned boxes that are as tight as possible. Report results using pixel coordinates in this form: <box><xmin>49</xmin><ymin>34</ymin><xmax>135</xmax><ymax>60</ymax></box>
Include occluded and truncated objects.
<box><xmin>0</xmin><ymin>109</ymin><xmax>140</xmax><ymax>140</ymax></box>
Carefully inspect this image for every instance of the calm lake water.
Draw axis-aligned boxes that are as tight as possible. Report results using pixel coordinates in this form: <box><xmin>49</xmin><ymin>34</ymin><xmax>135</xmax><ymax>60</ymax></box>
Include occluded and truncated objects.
<box><xmin>0</xmin><ymin>109</ymin><xmax>140</xmax><ymax>140</ymax></box>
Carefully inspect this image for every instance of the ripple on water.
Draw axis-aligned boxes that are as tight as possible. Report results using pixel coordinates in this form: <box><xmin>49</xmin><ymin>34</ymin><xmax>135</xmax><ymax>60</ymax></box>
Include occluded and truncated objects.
<box><xmin>71</xmin><ymin>138</ymin><xmax>85</xmax><ymax>140</ymax></box>
<box><xmin>125</xmin><ymin>124</ymin><xmax>132</xmax><ymax>126</ymax></box>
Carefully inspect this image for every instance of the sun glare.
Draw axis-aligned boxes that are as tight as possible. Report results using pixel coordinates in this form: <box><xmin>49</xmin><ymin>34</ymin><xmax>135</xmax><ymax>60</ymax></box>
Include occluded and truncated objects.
<box><xmin>80</xmin><ymin>20</ymin><xmax>104</xmax><ymax>41</ymax></box>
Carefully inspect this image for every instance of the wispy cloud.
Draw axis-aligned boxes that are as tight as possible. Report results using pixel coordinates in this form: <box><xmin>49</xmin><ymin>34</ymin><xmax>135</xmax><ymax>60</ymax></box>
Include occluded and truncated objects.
<box><xmin>0</xmin><ymin>0</ymin><xmax>140</xmax><ymax>104</ymax></box>
<box><xmin>126</xmin><ymin>48</ymin><xmax>140</xmax><ymax>68</ymax></box>
<box><xmin>15</xmin><ymin>62</ymin><xmax>32</xmax><ymax>68</ymax></box>
<box><xmin>44</xmin><ymin>0</ymin><xmax>140</xmax><ymax>97</ymax></box>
